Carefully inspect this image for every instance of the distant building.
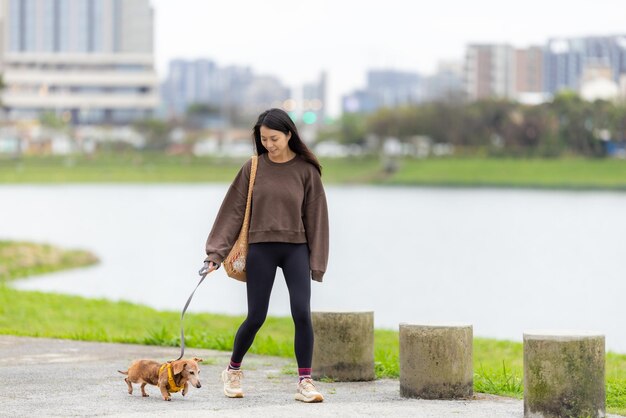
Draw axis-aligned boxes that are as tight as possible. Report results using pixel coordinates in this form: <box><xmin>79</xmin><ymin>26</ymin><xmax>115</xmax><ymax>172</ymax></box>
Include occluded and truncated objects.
<box><xmin>341</xmin><ymin>90</ymin><xmax>377</xmax><ymax>114</ymax></box>
<box><xmin>341</xmin><ymin>69</ymin><xmax>421</xmax><ymax>114</ymax></box>
<box><xmin>579</xmin><ymin>64</ymin><xmax>620</xmax><ymax>101</ymax></box>
<box><xmin>423</xmin><ymin>60</ymin><xmax>464</xmax><ymax>102</ymax></box>
<box><xmin>514</xmin><ymin>46</ymin><xmax>546</xmax><ymax>104</ymax></box>
<box><xmin>544</xmin><ymin>35</ymin><xmax>626</xmax><ymax>95</ymax></box>
<box><xmin>465</xmin><ymin>44</ymin><xmax>516</xmax><ymax>101</ymax></box>
<box><xmin>0</xmin><ymin>0</ymin><xmax>159</xmax><ymax>124</ymax></box>
<box><xmin>219</xmin><ymin>65</ymin><xmax>255</xmax><ymax>111</ymax></box>
<box><xmin>515</xmin><ymin>47</ymin><xmax>543</xmax><ymax>93</ymax></box>
<box><xmin>160</xmin><ymin>59</ymin><xmax>291</xmax><ymax>120</ymax></box>
<box><xmin>367</xmin><ymin>69</ymin><xmax>422</xmax><ymax>108</ymax></box>
<box><xmin>243</xmin><ymin>75</ymin><xmax>290</xmax><ymax>114</ymax></box>
<box><xmin>161</xmin><ymin>59</ymin><xmax>221</xmax><ymax>117</ymax></box>
<box><xmin>464</xmin><ymin>44</ymin><xmax>549</xmax><ymax>103</ymax></box>
<box><xmin>302</xmin><ymin>71</ymin><xmax>326</xmax><ymax>125</ymax></box>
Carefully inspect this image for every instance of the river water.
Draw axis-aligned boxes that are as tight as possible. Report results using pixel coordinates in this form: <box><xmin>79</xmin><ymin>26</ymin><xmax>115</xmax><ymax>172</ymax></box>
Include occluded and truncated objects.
<box><xmin>2</xmin><ymin>184</ymin><xmax>625</xmax><ymax>351</ymax></box>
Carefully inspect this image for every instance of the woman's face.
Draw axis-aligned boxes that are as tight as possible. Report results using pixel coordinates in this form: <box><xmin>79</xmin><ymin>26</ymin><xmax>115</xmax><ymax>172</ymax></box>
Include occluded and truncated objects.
<box><xmin>260</xmin><ymin>125</ymin><xmax>292</xmax><ymax>157</ymax></box>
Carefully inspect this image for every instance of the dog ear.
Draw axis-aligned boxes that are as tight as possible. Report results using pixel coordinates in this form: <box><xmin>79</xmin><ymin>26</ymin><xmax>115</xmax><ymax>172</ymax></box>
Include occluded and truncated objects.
<box><xmin>172</xmin><ymin>360</ymin><xmax>187</xmax><ymax>375</ymax></box>
<box><xmin>192</xmin><ymin>357</ymin><xmax>204</xmax><ymax>363</ymax></box>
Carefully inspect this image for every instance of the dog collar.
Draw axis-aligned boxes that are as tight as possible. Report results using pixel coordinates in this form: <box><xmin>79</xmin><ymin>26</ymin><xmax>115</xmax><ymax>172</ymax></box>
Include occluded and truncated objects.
<box><xmin>159</xmin><ymin>363</ymin><xmax>185</xmax><ymax>393</ymax></box>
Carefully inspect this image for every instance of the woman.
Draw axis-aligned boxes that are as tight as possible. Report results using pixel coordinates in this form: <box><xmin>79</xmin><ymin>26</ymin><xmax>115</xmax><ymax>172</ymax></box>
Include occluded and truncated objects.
<box><xmin>202</xmin><ymin>108</ymin><xmax>329</xmax><ymax>403</ymax></box>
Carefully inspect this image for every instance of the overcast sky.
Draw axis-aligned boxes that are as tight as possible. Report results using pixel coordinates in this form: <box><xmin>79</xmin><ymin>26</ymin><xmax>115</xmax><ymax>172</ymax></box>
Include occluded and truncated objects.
<box><xmin>151</xmin><ymin>0</ymin><xmax>625</xmax><ymax>116</ymax></box>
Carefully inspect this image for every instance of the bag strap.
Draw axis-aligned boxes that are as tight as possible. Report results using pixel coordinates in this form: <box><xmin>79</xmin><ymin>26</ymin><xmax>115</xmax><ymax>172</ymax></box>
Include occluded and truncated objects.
<box><xmin>237</xmin><ymin>156</ymin><xmax>258</xmax><ymax>245</ymax></box>
<box><xmin>174</xmin><ymin>155</ymin><xmax>258</xmax><ymax>361</ymax></box>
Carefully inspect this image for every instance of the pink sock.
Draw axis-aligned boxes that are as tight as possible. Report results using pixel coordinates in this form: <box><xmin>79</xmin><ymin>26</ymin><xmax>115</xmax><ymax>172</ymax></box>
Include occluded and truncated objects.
<box><xmin>298</xmin><ymin>368</ymin><xmax>312</xmax><ymax>381</ymax></box>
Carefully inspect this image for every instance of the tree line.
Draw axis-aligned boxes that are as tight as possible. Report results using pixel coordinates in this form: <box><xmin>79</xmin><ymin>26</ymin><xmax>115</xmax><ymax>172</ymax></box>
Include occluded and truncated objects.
<box><xmin>324</xmin><ymin>92</ymin><xmax>626</xmax><ymax>158</ymax></box>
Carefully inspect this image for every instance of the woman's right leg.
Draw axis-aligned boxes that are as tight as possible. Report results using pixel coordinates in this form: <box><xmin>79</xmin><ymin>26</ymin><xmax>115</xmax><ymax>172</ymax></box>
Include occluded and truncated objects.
<box><xmin>230</xmin><ymin>243</ymin><xmax>278</xmax><ymax>363</ymax></box>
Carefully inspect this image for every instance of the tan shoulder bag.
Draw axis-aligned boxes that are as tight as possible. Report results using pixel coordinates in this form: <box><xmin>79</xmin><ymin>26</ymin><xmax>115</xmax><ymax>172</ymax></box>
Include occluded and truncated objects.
<box><xmin>223</xmin><ymin>155</ymin><xmax>258</xmax><ymax>282</ymax></box>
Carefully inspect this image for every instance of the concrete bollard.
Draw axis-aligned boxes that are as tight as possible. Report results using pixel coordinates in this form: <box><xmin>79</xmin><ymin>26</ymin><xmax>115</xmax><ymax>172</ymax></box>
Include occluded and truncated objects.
<box><xmin>311</xmin><ymin>311</ymin><xmax>375</xmax><ymax>381</ymax></box>
<box><xmin>524</xmin><ymin>331</ymin><xmax>605</xmax><ymax>418</ymax></box>
<box><xmin>399</xmin><ymin>323</ymin><xmax>473</xmax><ymax>399</ymax></box>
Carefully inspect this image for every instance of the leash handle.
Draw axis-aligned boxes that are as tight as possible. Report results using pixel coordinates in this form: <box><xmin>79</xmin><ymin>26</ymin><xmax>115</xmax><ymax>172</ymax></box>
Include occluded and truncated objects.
<box><xmin>175</xmin><ymin>263</ymin><xmax>211</xmax><ymax>361</ymax></box>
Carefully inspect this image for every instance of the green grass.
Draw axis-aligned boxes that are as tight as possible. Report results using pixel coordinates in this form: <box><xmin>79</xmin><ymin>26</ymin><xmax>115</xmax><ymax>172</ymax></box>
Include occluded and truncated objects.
<box><xmin>0</xmin><ymin>240</ymin><xmax>99</xmax><ymax>281</ymax></box>
<box><xmin>2</xmin><ymin>154</ymin><xmax>626</xmax><ymax>190</ymax></box>
<box><xmin>385</xmin><ymin>158</ymin><xmax>626</xmax><ymax>190</ymax></box>
<box><xmin>474</xmin><ymin>338</ymin><xmax>524</xmax><ymax>398</ymax></box>
<box><xmin>0</xmin><ymin>154</ymin><xmax>379</xmax><ymax>184</ymax></box>
<box><xmin>0</xmin><ymin>154</ymin><xmax>243</xmax><ymax>183</ymax></box>
<box><xmin>2</xmin><ymin>240</ymin><xmax>626</xmax><ymax>415</ymax></box>
<box><xmin>0</xmin><ymin>285</ymin><xmax>295</xmax><ymax>354</ymax></box>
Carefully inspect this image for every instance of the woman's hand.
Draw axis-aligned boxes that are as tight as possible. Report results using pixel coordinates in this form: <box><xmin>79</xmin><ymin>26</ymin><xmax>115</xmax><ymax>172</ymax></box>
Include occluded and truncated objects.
<box><xmin>199</xmin><ymin>261</ymin><xmax>219</xmax><ymax>276</ymax></box>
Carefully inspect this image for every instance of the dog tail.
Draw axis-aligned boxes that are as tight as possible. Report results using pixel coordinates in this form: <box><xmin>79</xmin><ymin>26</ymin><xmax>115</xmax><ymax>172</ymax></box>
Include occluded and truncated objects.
<box><xmin>117</xmin><ymin>370</ymin><xmax>128</xmax><ymax>375</ymax></box>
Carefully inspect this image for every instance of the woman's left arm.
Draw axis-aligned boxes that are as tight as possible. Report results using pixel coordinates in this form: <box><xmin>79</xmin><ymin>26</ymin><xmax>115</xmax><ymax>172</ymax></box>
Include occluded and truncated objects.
<box><xmin>303</xmin><ymin>177</ymin><xmax>329</xmax><ymax>282</ymax></box>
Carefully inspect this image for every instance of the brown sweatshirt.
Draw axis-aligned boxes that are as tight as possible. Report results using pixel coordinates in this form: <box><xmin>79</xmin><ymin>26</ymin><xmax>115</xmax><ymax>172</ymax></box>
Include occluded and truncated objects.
<box><xmin>205</xmin><ymin>153</ymin><xmax>329</xmax><ymax>282</ymax></box>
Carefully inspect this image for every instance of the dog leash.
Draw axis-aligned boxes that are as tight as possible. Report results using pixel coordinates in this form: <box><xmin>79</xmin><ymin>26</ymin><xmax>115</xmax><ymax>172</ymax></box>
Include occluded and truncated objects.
<box><xmin>174</xmin><ymin>262</ymin><xmax>212</xmax><ymax>361</ymax></box>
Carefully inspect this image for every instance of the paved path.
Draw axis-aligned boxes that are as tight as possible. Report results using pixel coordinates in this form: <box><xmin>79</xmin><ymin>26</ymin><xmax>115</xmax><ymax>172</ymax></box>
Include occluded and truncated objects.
<box><xmin>0</xmin><ymin>335</ymin><xmax>614</xmax><ymax>417</ymax></box>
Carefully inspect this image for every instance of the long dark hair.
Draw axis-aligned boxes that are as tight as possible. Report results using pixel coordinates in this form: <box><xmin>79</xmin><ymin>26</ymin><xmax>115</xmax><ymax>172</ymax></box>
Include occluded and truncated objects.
<box><xmin>253</xmin><ymin>108</ymin><xmax>322</xmax><ymax>176</ymax></box>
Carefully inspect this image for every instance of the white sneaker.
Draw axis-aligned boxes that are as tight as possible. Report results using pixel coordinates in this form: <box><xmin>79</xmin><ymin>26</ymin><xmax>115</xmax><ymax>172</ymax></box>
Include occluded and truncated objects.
<box><xmin>221</xmin><ymin>369</ymin><xmax>244</xmax><ymax>398</ymax></box>
<box><xmin>295</xmin><ymin>378</ymin><xmax>324</xmax><ymax>403</ymax></box>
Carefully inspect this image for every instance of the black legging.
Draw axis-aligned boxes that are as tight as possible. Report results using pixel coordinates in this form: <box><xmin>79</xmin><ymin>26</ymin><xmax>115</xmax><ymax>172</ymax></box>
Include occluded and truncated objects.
<box><xmin>231</xmin><ymin>242</ymin><xmax>313</xmax><ymax>368</ymax></box>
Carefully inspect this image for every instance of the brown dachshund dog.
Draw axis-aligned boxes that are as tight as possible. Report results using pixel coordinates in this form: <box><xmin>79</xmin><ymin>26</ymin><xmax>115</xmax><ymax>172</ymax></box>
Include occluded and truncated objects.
<box><xmin>118</xmin><ymin>357</ymin><xmax>203</xmax><ymax>401</ymax></box>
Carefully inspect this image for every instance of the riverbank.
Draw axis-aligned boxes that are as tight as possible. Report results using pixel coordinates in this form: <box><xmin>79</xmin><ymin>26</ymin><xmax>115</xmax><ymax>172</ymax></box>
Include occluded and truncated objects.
<box><xmin>0</xmin><ymin>240</ymin><xmax>98</xmax><ymax>281</ymax></box>
<box><xmin>1</xmin><ymin>154</ymin><xmax>626</xmax><ymax>190</ymax></box>
<box><xmin>2</xmin><ymin>241</ymin><xmax>626</xmax><ymax>414</ymax></box>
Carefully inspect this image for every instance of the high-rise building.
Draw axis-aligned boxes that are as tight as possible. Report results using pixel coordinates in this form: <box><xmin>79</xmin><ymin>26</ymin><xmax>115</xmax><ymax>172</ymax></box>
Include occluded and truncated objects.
<box><xmin>341</xmin><ymin>69</ymin><xmax>422</xmax><ymax>114</ymax></box>
<box><xmin>423</xmin><ymin>60</ymin><xmax>464</xmax><ymax>102</ymax></box>
<box><xmin>514</xmin><ymin>46</ymin><xmax>545</xmax><ymax>104</ymax></box>
<box><xmin>544</xmin><ymin>35</ymin><xmax>626</xmax><ymax>94</ymax></box>
<box><xmin>161</xmin><ymin>59</ymin><xmax>221</xmax><ymax>117</ymax></box>
<box><xmin>302</xmin><ymin>71</ymin><xmax>326</xmax><ymax>125</ymax></box>
<box><xmin>243</xmin><ymin>75</ymin><xmax>290</xmax><ymax>114</ymax></box>
<box><xmin>0</xmin><ymin>0</ymin><xmax>158</xmax><ymax>124</ymax></box>
<box><xmin>161</xmin><ymin>59</ymin><xmax>293</xmax><ymax>121</ymax></box>
<box><xmin>218</xmin><ymin>65</ymin><xmax>255</xmax><ymax>111</ymax></box>
<box><xmin>341</xmin><ymin>89</ymin><xmax>377</xmax><ymax>114</ymax></box>
<box><xmin>367</xmin><ymin>69</ymin><xmax>422</xmax><ymax>108</ymax></box>
<box><xmin>464</xmin><ymin>44</ymin><xmax>547</xmax><ymax>103</ymax></box>
<box><xmin>465</xmin><ymin>44</ymin><xmax>516</xmax><ymax>101</ymax></box>
<box><xmin>515</xmin><ymin>47</ymin><xmax>543</xmax><ymax>93</ymax></box>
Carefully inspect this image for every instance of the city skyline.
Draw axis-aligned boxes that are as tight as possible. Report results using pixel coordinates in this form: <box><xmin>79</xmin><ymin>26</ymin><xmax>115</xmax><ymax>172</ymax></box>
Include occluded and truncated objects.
<box><xmin>151</xmin><ymin>0</ymin><xmax>626</xmax><ymax>116</ymax></box>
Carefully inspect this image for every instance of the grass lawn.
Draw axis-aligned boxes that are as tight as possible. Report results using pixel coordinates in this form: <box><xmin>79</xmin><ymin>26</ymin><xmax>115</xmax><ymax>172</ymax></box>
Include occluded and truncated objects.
<box><xmin>0</xmin><ymin>154</ymin><xmax>379</xmax><ymax>184</ymax></box>
<box><xmin>1</xmin><ymin>154</ymin><xmax>626</xmax><ymax>190</ymax></box>
<box><xmin>0</xmin><ymin>240</ymin><xmax>98</xmax><ymax>281</ymax></box>
<box><xmin>386</xmin><ymin>157</ymin><xmax>626</xmax><ymax>189</ymax></box>
<box><xmin>1</xmin><ymin>243</ymin><xmax>625</xmax><ymax>415</ymax></box>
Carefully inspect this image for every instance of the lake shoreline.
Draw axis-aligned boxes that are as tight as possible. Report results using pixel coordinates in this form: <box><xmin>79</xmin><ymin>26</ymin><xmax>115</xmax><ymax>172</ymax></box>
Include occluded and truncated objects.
<box><xmin>2</xmin><ymin>155</ymin><xmax>626</xmax><ymax>191</ymax></box>
<box><xmin>3</xmin><ymin>180</ymin><xmax>626</xmax><ymax>193</ymax></box>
